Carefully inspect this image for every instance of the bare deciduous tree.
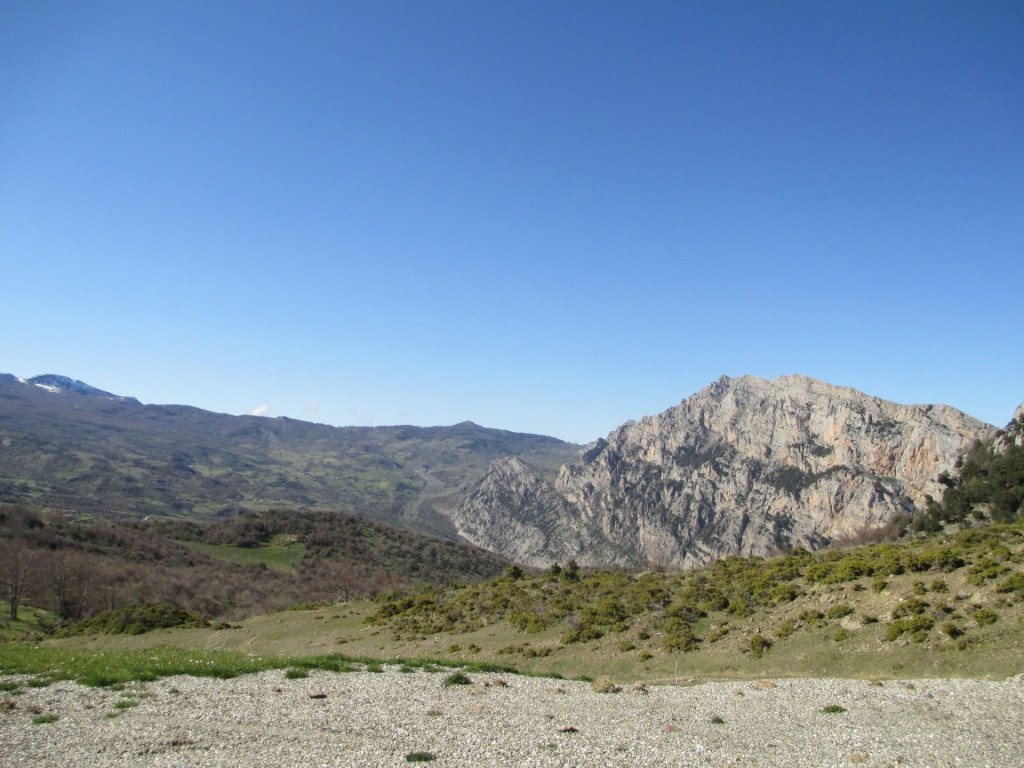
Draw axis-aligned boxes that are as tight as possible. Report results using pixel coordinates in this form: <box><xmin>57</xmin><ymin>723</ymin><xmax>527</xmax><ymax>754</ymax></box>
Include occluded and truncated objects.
<box><xmin>43</xmin><ymin>549</ymin><xmax>95</xmax><ymax>620</ymax></box>
<box><xmin>0</xmin><ymin>538</ymin><xmax>38</xmax><ymax>620</ymax></box>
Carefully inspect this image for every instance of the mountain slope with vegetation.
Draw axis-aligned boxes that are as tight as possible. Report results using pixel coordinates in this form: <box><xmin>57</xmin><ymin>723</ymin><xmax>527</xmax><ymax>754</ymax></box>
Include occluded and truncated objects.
<box><xmin>0</xmin><ymin>373</ymin><xmax>578</xmax><ymax>528</ymax></box>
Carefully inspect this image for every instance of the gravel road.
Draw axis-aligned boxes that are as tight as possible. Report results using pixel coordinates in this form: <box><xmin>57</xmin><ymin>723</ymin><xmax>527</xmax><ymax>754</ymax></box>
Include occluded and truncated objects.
<box><xmin>3</xmin><ymin>669</ymin><xmax>1023</xmax><ymax>767</ymax></box>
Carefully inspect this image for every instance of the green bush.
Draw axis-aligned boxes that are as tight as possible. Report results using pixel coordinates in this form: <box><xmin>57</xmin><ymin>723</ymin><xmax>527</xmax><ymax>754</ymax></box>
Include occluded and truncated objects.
<box><xmin>941</xmin><ymin>621</ymin><xmax>963</xmax><ymax>638</ymax></box>
<box><xmin>797</xmin><ymin>610</ymin><xmax>825</xmax><ymax>628</ymax></box>
<box><xmin>583</xmin><ymin>597</ymin><xmax>629</xmax><ymax>627</ymax></box>
<box><xmin>661</xmin><ymin>617</ymin><xmax>699</xmax><ymax>652</ymax></box>
<box><xmin>886</xmin><ymin>615</ymin><xmax>934</xmax><ymax>642</ymax></box>
<box><xmin>891</xmin><ymin>599</ymin><xmax>929</xmax><ymax>619</ymax></box>
<box><xmin>995</xmin><ymin>571</ymin><xmax>1024</xmax><ymax>594</ymax></box>
<box><xmin>405</xmin><ymin>752</ymin><xmax>436</xmax><ymax>763</ymax></box>
<box><xmin>442</xmin><ymin>672</ymin><xmax>472</xmax><ymax>687</ymax></box>
<box><xmin>749</xmin><ymin>634</ymin><xmax>772</xmax><ymax>659</ymax></box>
<box><xmin>972</xmin><ymin>608</ymin><xmax>999</xmax><ymax>626</ymax></box>
<box><xmin>57</xmin><ymin>602</ymin><xmax>208</xmax><ymax>636</ymax></box>
<box><xmin>770</xmin><ymin>583</ymin><xmax>800</xmax><ymax>603</ymax></box>
<box><xmin>968</xmin><ymin>557</ymin><xmax>1010</xmax><ymax>586</ymax></box>
<box><xmin>775</xmin><ymin>619</ymin><xmax>796</xmax><ymax>639</ymax></box>
<box><xmin>705</xmin><ymin>624</ymin><xmax>730</xmax><ymax>643</ymax></box>
<box><xmin>825</xmin><ymin>604</ymin><xmax>854</xmax><ymax>620</ymax></box>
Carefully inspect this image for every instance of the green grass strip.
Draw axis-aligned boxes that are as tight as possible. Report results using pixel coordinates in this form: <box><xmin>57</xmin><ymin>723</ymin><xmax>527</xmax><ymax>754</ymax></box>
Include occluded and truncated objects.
<box><xmin>0</xmin><ymin>643</ymin><xmax>523</xmax><ymax>688</ymax></box>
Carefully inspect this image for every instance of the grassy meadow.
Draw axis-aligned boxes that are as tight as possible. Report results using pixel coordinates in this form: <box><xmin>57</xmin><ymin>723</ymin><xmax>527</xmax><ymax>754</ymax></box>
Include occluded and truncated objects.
<box><xmin>5</xmin><ymin>521</ymin><xmax>1023</xmax><ymax>688</ymax></box>
<box><xmin>180</xmin><ymin>534</ymin><xmax>306</xmax><ymax>572</ymax></box>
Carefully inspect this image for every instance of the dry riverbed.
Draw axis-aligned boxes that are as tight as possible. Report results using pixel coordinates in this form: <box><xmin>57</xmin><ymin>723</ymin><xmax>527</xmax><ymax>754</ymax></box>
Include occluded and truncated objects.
<box><xmin>2</xmin><ymin>669</ymin><xmax>1023</xmax><ymax>767</ymax></box>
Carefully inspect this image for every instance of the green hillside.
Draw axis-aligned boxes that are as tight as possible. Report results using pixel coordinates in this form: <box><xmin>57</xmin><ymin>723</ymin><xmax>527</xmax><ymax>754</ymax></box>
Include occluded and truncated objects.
<box><xmin>0</xmin><ymin>375</ymin><xmax>577</xmax><ymax>526</ymax></box>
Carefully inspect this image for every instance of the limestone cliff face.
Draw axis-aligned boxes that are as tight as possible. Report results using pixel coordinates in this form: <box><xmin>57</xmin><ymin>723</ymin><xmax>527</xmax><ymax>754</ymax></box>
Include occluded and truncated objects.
<box><xmin>440</xmin><ymin>375</ymin><xmax>995</xmax><ymax>568</ymax></box>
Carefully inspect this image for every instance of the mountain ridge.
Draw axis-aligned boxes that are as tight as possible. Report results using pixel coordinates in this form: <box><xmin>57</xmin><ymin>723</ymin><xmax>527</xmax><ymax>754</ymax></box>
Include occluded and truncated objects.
<box><xmin>0</xmin><ymin>372</ymin><xmax>580</xmax><ymax>527</ymax></box>
<box><xmin>436</xmin><ymin>374</ymin><xmax>997</xmax><ymax>568</ymax></box>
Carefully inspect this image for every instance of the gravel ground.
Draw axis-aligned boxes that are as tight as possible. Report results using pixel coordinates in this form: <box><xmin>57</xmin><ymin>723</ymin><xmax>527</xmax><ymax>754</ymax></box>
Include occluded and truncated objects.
<box><xmin>2</xmin><ymin>669</ymin><xmax>1023</xmax><ymax>767</ymax></box>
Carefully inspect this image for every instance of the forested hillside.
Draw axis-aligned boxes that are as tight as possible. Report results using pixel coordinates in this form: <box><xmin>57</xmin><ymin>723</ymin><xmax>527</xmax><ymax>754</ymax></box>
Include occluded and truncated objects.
<box><xmin>0</xmin><ymin>505</ymin><xmax>508</xmax><ymax>628</ymax></box>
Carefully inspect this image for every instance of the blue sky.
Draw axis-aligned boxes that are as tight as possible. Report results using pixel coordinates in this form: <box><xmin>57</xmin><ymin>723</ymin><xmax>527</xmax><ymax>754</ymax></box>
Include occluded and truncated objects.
<box><xmin>2</xmin><ymin>1</ymin><xmax>1021</xmax><ymax>443</ymax></box>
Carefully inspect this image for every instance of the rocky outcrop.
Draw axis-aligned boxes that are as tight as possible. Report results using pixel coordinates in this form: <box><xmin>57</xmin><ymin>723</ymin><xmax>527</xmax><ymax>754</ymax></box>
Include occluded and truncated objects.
<box><xmin>440</xmin><ymin>375</ymin><xmax>996</xmax><ymax>568</ymax></box>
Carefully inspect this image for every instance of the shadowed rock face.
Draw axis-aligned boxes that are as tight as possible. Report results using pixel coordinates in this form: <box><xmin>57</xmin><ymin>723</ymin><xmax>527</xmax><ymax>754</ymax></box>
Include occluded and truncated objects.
<box><xmin>440</xmin><ymin>375</ymin><xmax>996</xmax><ymax>569</ymax></box>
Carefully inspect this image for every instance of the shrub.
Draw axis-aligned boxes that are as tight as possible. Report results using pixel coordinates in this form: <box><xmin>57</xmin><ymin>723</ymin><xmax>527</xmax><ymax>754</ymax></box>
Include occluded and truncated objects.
<box><xmin>797</xmin><ymin>610</ymin><xmax>826</xmax><ymax>628</ymax></box>
<box><xmin>771</xmin><ymin>584</ymin><xmax>800</xmax><ymax>603</ymax></box>
<box><xmin>995</xmin><ymin>572</ymin><xmax>1024</xmax><ymax>594</ymax></box>
<box><xmin>968</xmin><ymin>557</ymin><xmax>1010</xmax><ymax>585</ymax></box>
<box><xmin>775</xmin><ymin>619</ymin><xmax>796</xmax><ymax>639</ymax></box>
<box><xmin>583</xmin><ymin>597</ymin><xmax>629</xmax><ymax>627</ymax></box>
<box><xmin>972</xmin><ymin>608</ymin><xmax>999</xmax><ymax>626</ymax></box>
<box><xmin>591</xmin><ymin>678</ymin><xmax>621</xmax><ymax>693</ymax></box>
<box><xmin>891</xmin><ymin>599</ymin><xmax>929</xmax><ymax>619</ymax></box>
<box><xmin>661</xmin><ymin>618</ymin><xmax>698</xmax><ymax>652</ymax></box>
<box><xmin>825</xmin><ymin>604</ymin><xmax>854</xmax><ymax>620</ymax></box>
<box><xmin>886</xmin><ymin>615</ymin><xmax>934</xmax><ymax>642</ymax></box>
<box><xmin>442</xmin><ymin>672</ymin><xmax>472</xmax><ymax>687</ymax></box>
<box><xmin>705</xmin><ymin>624</ymin><xmax>730</xmax><ymax>643</ymax></box>
<box><xmin>940</xmin><ymin>621</ymin><xmax>963</xmax><ymax>638</ymax></box>
<box><xmin>57</xmin><ymin>602</ymin><xmax>208</xmax><ymax>636</ymax></box>
<box><xmin>726</xmin><ymin>599</ymin><xmax>750</xmax><ymax>617</ymax></box>
<box><xmin>749</xmin><ymin>634</ymin><xmax>772</xmax><ymax>659</ymax></box>
<box><xmin>405</xmin><ymin>752</ymin><xmax>436</xmax><ymax>762</ymax></box>
<box><xmin>821</xmin><ymin>705</ymin><xmax>846</xmax><ymax>714</ymax></box>
<box><xmin>956</xmin><ymin>635</ymin><xmax>978</xmax><ymax>651</ymax></box>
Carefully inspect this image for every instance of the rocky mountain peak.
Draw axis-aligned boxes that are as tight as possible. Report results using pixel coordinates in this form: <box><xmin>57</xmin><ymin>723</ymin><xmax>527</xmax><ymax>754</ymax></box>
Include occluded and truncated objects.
<box><xmin>599</xmin><ymin>374</ymin><xmax>990</xmax><ymax>507</ymax></box>
<box><xmin>439</xmin><ymin>375</ymin><xmax>997</xmax><ymax>569</ymax></box>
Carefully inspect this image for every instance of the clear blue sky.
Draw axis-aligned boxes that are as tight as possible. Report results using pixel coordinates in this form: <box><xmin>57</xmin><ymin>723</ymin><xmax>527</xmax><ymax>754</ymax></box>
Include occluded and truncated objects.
<box><xmin>2</xmin><ymin>1</ymin><xmax>1021</xmax><ymax>443</ymax></box>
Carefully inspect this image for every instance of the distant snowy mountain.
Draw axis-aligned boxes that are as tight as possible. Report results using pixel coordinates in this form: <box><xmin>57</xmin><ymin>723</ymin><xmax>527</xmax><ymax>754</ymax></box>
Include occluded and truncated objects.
<box><xmin>17</xmin><ymin>374</ymin><xmax>141</xmax><ymax>404</ymax></box>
